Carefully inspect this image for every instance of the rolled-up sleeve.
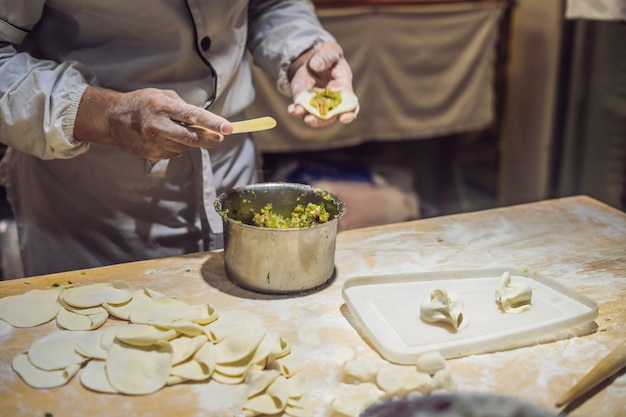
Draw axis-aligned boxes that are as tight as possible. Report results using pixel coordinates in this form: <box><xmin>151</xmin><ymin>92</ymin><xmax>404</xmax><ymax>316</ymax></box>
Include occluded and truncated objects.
<box><xmin>0</xmin><ymin>4</ymin><xmax>94</xmax><ymax>160</ymax></box>
<box><xmin>247</xmin><ymin>0</ymin><xmax>335</xmax><ymax>96</ymax></box>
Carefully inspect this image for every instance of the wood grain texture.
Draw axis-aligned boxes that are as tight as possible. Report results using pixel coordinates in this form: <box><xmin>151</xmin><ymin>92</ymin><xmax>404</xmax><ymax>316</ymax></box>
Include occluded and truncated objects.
<box><xmin>0</xmin><ymin>195</ymin><xmax>624</xmax><ymax>416</ymax></box>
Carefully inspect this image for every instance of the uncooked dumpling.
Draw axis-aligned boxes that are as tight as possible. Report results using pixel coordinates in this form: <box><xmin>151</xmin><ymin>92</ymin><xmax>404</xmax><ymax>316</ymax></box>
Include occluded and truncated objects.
<box><xmin>420</xmin><ymin>289</ymin><xmax>468</xmax><ymax>331</ymax></box>
<box><xmin>496</xmin><ymin>271</ymin><xmax>532</xmax><ymax>313</ymax></box>
<box><xmin>294</xmin><ymin>88</ymin><xmax>358</xmax><ymax>120</ymax></box>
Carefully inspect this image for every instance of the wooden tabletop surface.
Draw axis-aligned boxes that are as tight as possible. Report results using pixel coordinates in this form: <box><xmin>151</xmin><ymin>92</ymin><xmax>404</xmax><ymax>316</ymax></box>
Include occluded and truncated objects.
<box><xmin>1</xmin><ymin>195</ymin><xmax>624</xmax><ymax>416</ymax></box>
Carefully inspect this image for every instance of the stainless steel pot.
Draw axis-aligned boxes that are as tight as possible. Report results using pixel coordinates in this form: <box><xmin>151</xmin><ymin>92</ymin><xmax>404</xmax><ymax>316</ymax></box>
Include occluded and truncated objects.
<box><xmin>214</xmin><ymin>182</ymin><xmax>345</xmax><ymax>294</ymax></box>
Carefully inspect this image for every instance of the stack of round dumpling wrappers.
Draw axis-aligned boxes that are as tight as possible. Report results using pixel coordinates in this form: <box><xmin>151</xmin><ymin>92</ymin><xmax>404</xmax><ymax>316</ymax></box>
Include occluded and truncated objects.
<box><xmin>0</xmin><ymin>281</ymin><xmax>310</xmax><ymax>417</ymax></box>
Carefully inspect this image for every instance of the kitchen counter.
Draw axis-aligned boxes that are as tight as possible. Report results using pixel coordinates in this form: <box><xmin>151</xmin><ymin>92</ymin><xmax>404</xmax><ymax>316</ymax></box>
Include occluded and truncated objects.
<box><xmin>0</xmin><ymin>195</ymin><xmax>624</xmax><ymax>416</ymax></box>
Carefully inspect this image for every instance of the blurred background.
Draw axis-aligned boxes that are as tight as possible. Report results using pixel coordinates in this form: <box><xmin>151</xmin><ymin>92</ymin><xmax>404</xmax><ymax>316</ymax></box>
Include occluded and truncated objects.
<box><xmin>0</xmin><ymin>0</ymin><xmax>624</xmax><ymax>278</ymax></box>
<box><xmin>250</xmin><ymin>0</ymin><xmax>626</xmax><ymax>224</ymax></box>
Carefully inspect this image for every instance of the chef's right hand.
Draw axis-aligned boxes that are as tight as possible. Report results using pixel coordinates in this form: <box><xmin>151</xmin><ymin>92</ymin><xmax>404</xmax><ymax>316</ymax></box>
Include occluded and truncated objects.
<box><xmin>74</xmin><ymin>86</ymin><xmax>234</xmax><ymax>160</ymax></box>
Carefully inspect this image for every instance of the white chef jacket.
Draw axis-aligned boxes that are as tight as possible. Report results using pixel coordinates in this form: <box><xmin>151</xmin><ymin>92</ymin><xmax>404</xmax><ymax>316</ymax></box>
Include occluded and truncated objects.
<box><xmin>0</xmin><ymin>0</ymin><xmax>334</xmax><ymax>276</ymax></box>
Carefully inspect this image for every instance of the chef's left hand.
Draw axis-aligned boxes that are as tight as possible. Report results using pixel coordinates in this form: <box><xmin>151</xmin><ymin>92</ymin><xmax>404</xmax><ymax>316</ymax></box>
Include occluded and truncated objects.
<box><xmin>287</xmin><ymin>41</ymin><xmax>359</xmax><ymax>127</ymax></box>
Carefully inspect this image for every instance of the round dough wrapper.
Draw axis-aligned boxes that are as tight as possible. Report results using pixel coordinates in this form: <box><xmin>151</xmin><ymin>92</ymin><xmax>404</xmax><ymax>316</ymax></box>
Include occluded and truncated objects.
<box><xmin>170</xmin><ymin>334</ymin><xmax>208</xmax><ymax>365</ymax></box>
<box><xmin>13</xmin><ymin>351</ymin><xmax>81</xmax><ymax>389</ymax></box>
<box><xmin>59</xmin><ymin>298</ymin><xmax>108</xmax><ymax>316</ymax></box>
<box><xmin>170</xmin><ymin>342</ymin><xmax>216</xmax><ymax>381</ymax></box>
<box><xmin>215</xmin><ymin>327</ymin><xmax>266</xmax><ymax>364</ymax></box>
<box><xmin>431</xmin><ymin>368</ymin><xmax>456</xmax><ymax>391</ymax></box>
<box><xmin>0</xmin><ymin>287</ymin><xmax>61</xmax><ymax>328</ymax></box>
<box><xmin>100</xmin><ymin>325</ymin><xmax>124</xmax><ymax>351</ymax></box>
<box><xmin>275</xmin><ymin>344</ymin><xmax>305</xmax><ymax>377</ymax></box>
<box><xmin>333</xmin><ymin>344</ymin><xmax>357</xmax><ymax>366</ymax></box>
<box><xmin>332</xmin><ymin>382</ymin><xmax>385</xmax><ymax>417</ymax></box>
<box><xmin>0</xmin><ymin>318</ymin><xmax>12</xmax><ymax>336</ymax></box>
<box><xmin>294</xmin><ymin>88</ymin><xmax>358</xmax><ymax>120</ymax></box>
<box><xmin>243</xmin><ymin>393</ymin><xmax>285</xmax><ymax>416</ymax></box>
<box><xmin>170</xmin><ymin>357</ymin><xmax>212</xmax><ymax>382</ymax></box>
<box><xmin>80</xmin><ymin>360</ymin><xmax>118</xmax><ymax>394</ymax></box>
<box><xmin>286</xmin><ymin>371</ymin><xmax>308</xmax><ymax>399</ymax></box>
<box><xmin>243</xmin><ymin>375</ymin><xmax>289</xmax><ymax>416</ymax></box>
<box><xmin>61</xmin><ymin>281</ymin><xmax>134</xmax><ymax>308</ymax></box>
<box><xmin>215</xmin><ymin>360</ymin><xmax>253</xmax><ymax>378</ymax></box>
<box><xmin>76</xmin><ymin>329</ymin><xmax>109</xmax><ymax>360</ymax></box>
<box><xmin>344</xmin><ymin>355</ymin><xmax>379</xmax><ymax>383</ymax></box>
<box><xmin>103</xmin><ymin>287</ymin><xmax>166</xmax><ymax>320</ymax></box>
<box><xmin>106</xmin><ymin>340</ymin><xmax>173</xmax><ymax>395</ymax></box>
<box><xmin>376</xmin><ymin>365</ymin><xmax>431</xmax><ymax>397</ymax></box>
<box><xmin>56</xmin><ymin>307</ymin><xmax>109</xmax><ymax>331</ymax></box>
<box><xmin>114</xmin><ymin>323</ymin><xmax>178</xmax><ymax>346</ymax></box>
<box><xmin>193</xmin><ymin>340</ymin><xmax>216</xmax><ymax>376</ymax></box>
<box><xmin>150</xmin><ymin>318</ymin><xmax>205</xmax><ymax>337</ymax></box>
<box><xmin>286</xmin><ymin>401</ymin><xmax>314</xmax><ymax>417</ymax></box>
<box><xmin>212</xmin><ymin>369</ymin><xmax>250</xmax><ymax>385</ymax></box>
<box><xmin>129</xmin><ymin>296</ymin><xmax>217</xmax><ymax>325</ymax></box>
<box><xmin>265</xmin><ymin>375</ymin><xmax>289</xmax><ymax>408</ymax></box>
<box><xmin>247</xmin><ymin>369</ymin><xmax>281</xmax><ymax>398</ymax></box>
<box><xmin>204</xmin><ymin>309</ymin><xmax>263</xmax><ymax>343</ymax></box>
<box><xmin>28</xmin><ymin>331</ymin><xmax>89</xmax><ymax>371</ymax></box>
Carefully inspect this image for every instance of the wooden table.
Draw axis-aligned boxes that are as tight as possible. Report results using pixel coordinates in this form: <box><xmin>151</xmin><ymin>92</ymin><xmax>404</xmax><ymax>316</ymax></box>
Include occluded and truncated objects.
<box><xmin>1</xmin><ymin>195</ymin><xmax>624</xmax><ymax>416</ymax></box>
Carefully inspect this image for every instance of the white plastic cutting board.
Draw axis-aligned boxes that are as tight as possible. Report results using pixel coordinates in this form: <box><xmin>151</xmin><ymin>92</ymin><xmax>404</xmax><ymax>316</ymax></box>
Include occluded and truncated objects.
<box><xmin>342</xmin><ymin>267</ymin><xmax>598</xmax><ymax>364</ymax></box>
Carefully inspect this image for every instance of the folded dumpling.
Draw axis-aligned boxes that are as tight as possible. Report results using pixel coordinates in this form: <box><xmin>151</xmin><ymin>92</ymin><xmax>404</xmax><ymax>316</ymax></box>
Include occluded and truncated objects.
<box><xmin>420</xmin><ymin>289</ymin><xmax>468</xmax><ymax>331</ymax></box>
<box><xmin>495</xmin><ymin>271</ymin><xmax>532</xmax><ymax>313</ymax></box>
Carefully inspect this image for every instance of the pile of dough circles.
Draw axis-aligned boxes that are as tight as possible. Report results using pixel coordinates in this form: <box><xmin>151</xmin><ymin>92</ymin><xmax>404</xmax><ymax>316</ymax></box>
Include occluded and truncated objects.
<box><xmin>331</xmin><ymin>347</ymin><xmax>456</xmax><ymax>416</ymax></box>
<box><xmin>294</xmin><ymin>88</ymin><xmax>358</xmax><ymax>120</ymax></box>
<box><xmin>0</xmin><ymin>281</ymin><xmax>311</xmax><ymax>416</ymax></box>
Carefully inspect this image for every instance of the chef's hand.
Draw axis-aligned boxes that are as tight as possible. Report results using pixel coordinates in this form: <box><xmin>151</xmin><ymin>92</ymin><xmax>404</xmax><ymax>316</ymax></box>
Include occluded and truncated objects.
<box><xmin>74</xmin><ymin>86</ymin><xmax>234</xmax><ymax>160</ymax></box>
<box><xmin>287</xmin><ymin>41</ymin><xmax>359</xmax><ymax>128</ymax></box>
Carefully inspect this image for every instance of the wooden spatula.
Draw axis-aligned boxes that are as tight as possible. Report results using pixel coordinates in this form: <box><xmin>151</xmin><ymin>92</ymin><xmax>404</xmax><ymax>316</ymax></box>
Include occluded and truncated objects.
<box><xmin>179</xmin><ymin>117</ymin><xmax>277</xmax><ymax>135</ymax></box>
<box><xmin>556</xmin><ymin>341</ymin><xmax>626</xmax><ymax>408</ymax></box>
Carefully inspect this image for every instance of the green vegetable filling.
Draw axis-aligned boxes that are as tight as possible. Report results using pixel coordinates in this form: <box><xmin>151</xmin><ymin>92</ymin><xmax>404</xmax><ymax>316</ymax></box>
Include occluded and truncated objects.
<box><xmin>252</xmin><ymin>202</ymin><xmax>330</xmax><ymax>228</ymax></box>
<box><xmin>309</xmin><ymin>89</ymin><xmax>342</xmax><ymax>116</ymax></box>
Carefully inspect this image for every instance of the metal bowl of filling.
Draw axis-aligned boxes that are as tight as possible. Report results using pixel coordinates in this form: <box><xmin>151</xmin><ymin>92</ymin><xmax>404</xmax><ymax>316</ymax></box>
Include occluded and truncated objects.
<box><xmin>214</xmin><ymin>182</ymin><xmax>345</xmax><ymax>294</ymax></box>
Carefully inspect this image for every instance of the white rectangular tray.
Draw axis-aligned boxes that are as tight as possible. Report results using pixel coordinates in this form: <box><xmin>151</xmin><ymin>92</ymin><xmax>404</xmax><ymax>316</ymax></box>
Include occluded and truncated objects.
<box><xmin>342</xmin><ymin>267</ymin><xmax>598</xmax><ymax>364</ymax></box>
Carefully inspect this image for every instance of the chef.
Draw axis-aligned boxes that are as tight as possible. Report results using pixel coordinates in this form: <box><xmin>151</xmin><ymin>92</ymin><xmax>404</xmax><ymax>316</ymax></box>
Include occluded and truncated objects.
<box><xmin>0</xmin><ymin>0</ymin><xmax>358</xmax><ymax>277</ymax></box>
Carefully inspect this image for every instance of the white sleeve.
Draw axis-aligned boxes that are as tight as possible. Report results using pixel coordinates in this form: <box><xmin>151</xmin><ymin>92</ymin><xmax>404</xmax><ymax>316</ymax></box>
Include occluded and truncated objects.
<box><xmin>0</xmin><ymin>5</ymin><xmax>95</xmax><ymax>160</ymax></box>
<box><xmin>247</xmin><ymin>0</ymin><xmax>335</xmax><ymax>96</ymax></box>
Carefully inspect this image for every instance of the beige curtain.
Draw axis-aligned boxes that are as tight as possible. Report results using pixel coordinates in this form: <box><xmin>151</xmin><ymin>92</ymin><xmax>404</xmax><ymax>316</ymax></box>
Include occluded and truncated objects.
<box><xmin>245</xmin><ymin>2</ymin><xmax>504</xmax><ymax>152</ymax></box>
